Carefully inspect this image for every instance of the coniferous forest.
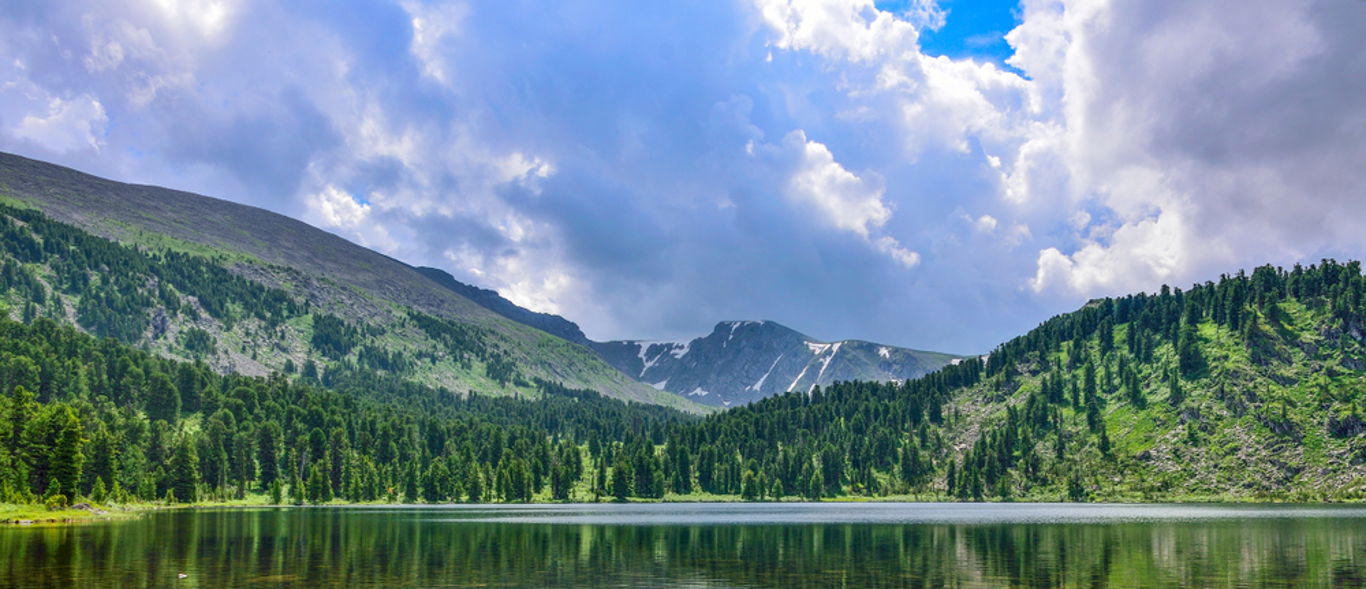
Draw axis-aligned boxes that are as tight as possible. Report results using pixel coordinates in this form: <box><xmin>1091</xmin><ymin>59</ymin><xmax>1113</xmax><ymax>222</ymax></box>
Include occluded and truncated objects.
<box><xmin>1</xmin><ymin>204</ymin><xmax>1364</xmax><ymax>509</ymax></box>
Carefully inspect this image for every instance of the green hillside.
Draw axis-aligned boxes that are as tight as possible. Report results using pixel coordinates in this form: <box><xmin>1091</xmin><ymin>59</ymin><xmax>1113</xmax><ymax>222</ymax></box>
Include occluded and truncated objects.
<box><xmin>0</xmin><ymin>314</ymin><xmax>689</xmax><ymax>507</ymax></box>
<box><xmin>636</xmin><ymin>261</ymin><xmax>1366</xmax><ymax>502</ymax></box>
<box><xmin>1</xmin><ymin>251</ymin><xmax>1363</xmax><ymax>508</ymax></box>
<box><xmin>0</xmin><ymin>152</ymin><xmax>693</xmax><ymax>410</ymax></box>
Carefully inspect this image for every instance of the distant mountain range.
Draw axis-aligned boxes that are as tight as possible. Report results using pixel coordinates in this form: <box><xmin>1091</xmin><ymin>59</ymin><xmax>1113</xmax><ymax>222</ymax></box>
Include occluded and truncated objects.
<box><xmin>417</xmin><ymin>265</ymin><xmax>960</xmax><ymax>406</ymax></box>
<box><xmin>592</xmin><ymin>321</ymin><xmax>959</xmax><ymax>406</ymax></box>
<box><xmin>0</xmin><ymin>151</ymin><xmax>959</xmax><ymax>409</ymax></box>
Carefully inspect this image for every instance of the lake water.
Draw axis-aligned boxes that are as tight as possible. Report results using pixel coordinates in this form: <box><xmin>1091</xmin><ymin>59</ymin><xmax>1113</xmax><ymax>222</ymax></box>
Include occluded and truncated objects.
<box><xmin>4</xmin><ymin>502</ymin><xmax>1366</xmax><ymax>587</ymax></box>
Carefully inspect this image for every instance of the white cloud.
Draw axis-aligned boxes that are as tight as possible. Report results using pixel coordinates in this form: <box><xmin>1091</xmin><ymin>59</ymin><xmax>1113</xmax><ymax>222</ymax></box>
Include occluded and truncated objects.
<box><xmin>1013</xmin><ymin>0</ymin><xmax>1366</xmax><ymax>297</ymax></box>
<box><xmin>148</xmin><ymin>0</ymin><xmax>240</xmax><ymax>40</ymax></box>
<box><xmin>778</xmin><ymin>130</ymin><xmax>919</xmax><ymax>268</ymax></box>
<box><xmin>784</xmin><ymin>130</ymin><xmax>888</xmax><ymax>237</ymax></box>
<box><xmin>11</xmin><ymin>95</ymin><xmax>107</xmax><ymax>153</ymax></box>
<box><xmin>403</xmin><ymin>0</ymin><xmax>468</xmax><ymax>86</ymax></box>
<box><xmin>755</xmin><ymin>0</ymin><xmax>921</xmax><ymax>63</ymax></box>
<box><xmin>309</xmin><ymin>185</ymin><xmax>371</xmax><ymax>229</ymax></box>
<box><xmin>900</xmin><ymin>0</ymin><xmax>947</xmax><ymax>32</ymax></box>
<box><xmin>875</xmin><ymin>235</ymin><xmax>920</xmax><ymax>268</ymax></box>
<box><xmin>2</xmin><ymin>0</ymin><xmax>1361</xmax><ymax>352</ymax></box>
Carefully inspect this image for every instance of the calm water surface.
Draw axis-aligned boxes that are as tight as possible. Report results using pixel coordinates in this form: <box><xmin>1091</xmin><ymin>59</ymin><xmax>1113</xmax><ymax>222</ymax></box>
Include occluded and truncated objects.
<box><xmin>4</xmin><ymin>503</ymin><xmax>1365</xmax><ymax>588</ymax></box>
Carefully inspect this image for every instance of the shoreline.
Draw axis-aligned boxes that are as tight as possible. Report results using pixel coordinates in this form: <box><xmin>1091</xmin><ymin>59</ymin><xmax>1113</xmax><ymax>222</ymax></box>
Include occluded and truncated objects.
<box><xmin>8</xmin><ymin>492</ymin><xmax>1363</xmax><ymax>525</ymax></box>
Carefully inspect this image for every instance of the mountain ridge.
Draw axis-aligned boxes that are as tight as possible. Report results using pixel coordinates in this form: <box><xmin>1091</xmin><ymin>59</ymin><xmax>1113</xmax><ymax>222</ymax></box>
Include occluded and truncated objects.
<box><xmin>413</xmin><ymin>266</ymin><xmax>963</xmax><ymax>407</ymax></box>
<box><xmin>593</xmin><ymin>319</ymin><xmax>960</xmax><ymax>406</ymax></box>
<box><xmin>0</xmin><ymin>150</ymin><xmax>959</xmax><ymax>410</ymax></box>
<box><xmin>0</xmin><ymin>151</ymin><xmax>686</xmax><ymax>408</ymax></box>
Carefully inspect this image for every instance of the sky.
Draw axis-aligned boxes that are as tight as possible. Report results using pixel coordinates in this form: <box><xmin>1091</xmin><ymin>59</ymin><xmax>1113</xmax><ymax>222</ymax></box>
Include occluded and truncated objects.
<box><xmin>1</xmin><ymin>0</ymin><xmax>1364</xmax><ymax>354</ymax></box>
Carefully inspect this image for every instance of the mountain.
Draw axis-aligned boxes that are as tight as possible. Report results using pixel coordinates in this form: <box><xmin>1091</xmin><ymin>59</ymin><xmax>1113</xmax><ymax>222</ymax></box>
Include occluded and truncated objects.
<box><xmin>0</xmin><ymin>304</ymin><xmax>691</xmax><ymax>506</ymax></box>
<box><xmin>0</xmin><ymin>151</ymin><xmax>692</xmax><ymax>410</ymax></box>
<box><xmin>592</xmin><ymin>320</ymin><xmax>961</xmax><ymax>407</ymax></box>
<box><xmin>414</xmin><ymin>266</ymin><xmax>591</xmax><ymax>346</ymax></box>
<box><xmin>415</xmin><ymin>266</ymin><xmax>961</xmax><ymax>407</ymax></box>
<box><xmin>653</xmin><ymin>260</ymin><xmax>1366</xmax><ymax>501</ymax></box>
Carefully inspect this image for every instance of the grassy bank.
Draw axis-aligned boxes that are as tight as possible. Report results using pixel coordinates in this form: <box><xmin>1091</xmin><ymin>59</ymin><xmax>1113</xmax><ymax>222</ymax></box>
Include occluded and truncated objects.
<box><xmin>1</xmin><ymin>503</ymin><xmax>145</xmax><ymax>525</ymax></box>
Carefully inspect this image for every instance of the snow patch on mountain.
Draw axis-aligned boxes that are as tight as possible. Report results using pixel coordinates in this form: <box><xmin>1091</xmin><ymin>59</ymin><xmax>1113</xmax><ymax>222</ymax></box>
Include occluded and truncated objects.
<box><xmin>749</xmin><ymin>353</ymin><xmax>784</xmax><ymax>392</ymax></box>
<box><xmin>599</xmin><ymin>320</ymin><xmax>959</xmax><ymax>408</ymax></box>
<box><xmin>669</xmin><ymin>341</ymin><xmax>691</xmax><ymax>359</ymax></box>
<box><xmin>786</xmin><ymin>360</ymin><xmax>813</xmax><ymax>393</ymax></box>
<box><xmin>805</xmin><ymin>341</ymin><xmax>832</xmax><ymax>355</ymax></box>
<box><xmin>814</xmin><ymin>342</ymin><xmax>842</xmax><ymax>383</ymax></box>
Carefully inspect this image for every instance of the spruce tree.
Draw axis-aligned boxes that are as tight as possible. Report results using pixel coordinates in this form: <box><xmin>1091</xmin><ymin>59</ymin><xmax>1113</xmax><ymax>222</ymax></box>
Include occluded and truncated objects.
<box><xmin>610</xmin><ymin>453</ymin><xmax>631</xmax><ymax>501</ymax></box>
<box><xmin>145</xmin><ymin>372</ymin><xmax>180</xmax><ymax>425</ymax></box>
<box><xmin>91</xmin><ymin>476</ymin><xmax>107</xmax><ymax>504</ymax></box>
<box><xmin>48</xmin><ymin>405</ymin><xmax>86</xmax><ymax>499</ymax></box>
<box><xmin>167</xmin><ymin>436</ymin><xmax>198</xmax><ymax>503</ymax></box>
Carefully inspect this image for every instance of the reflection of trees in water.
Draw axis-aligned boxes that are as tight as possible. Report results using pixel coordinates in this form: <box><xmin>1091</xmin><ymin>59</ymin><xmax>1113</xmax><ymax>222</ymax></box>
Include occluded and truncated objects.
<box><xmin>1</xmin><ymin>511</ymin><xmax>1363</xmax><ymax>588</ymax></box>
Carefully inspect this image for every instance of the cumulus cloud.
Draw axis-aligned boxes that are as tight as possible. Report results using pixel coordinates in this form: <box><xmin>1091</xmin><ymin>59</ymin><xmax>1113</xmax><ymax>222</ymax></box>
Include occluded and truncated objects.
<box><xmin>0</xmin><ymin>0</ymin><xmax>1360</xmax><ymax>353</ymax></box>
<box><xmin>11</xmin><ymin>95</ymin><xmax>107</xmax><ymax>153</ymax></box>
<box><xmin>775</xmin><ymin>130</ymin><xmax>918</xmax><ymax>267</ymax></box>
<box><xmin>782</xmin><ymin>132</ymin><xmax>886</xmax><ymax>234</ymax></box>
<box><xmin>1012</xmin><ymin>0</ymin><xmax>1366</xmax><ymax>298</ymax></box>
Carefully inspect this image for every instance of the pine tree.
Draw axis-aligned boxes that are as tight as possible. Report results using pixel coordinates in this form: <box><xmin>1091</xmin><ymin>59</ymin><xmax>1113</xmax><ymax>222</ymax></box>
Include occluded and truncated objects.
<box><xmin>899</xmin><ymin>441</ymin><xmax>929</xmax><ymax>496</ymax></box>
<box><xmin>1177</xmin><ymin>323</ymin><xmax>1204</xmax><ymax>377</ymax></box>
<box><xmin>1168</xmin><ymin>366</ymin><xmax>1185</xmax><ymax>406</ymax></box>
<box><xmin>403</xmin><ymin>463</ymin><xmax>420</xmax><ymax>503</ymax></box>
<box><xmin>307</xmin><ymin>463</ymin><xmax>330</xmax><ymax>504</ymax></box>
<box><xmin>145</xmin><ymin>372</ymin><xmax>181</xmax><ymax>425</ymax></box>
<box><xmin>47</xmin><ymin>404</ymin><xmax>86</xmax><ymax>499</ymax></box>
<box><xmin>466</xmin><ymin>468</ymin><xmax>483</xmax><ymax>503</ymax></box>
<box><xmin>257</xmin><ymin>422</ymin><xmax>280</xmax><ymax>490</ymax></box>
<box><xmin>167</xmin><ymin>436</ymin><xmax>198</xmax><ymax>504</ymax></box>
<box><xmin>610</xmin><ymin>453</ymin><xmax>631</xmax><ymax>501</ymax></box>
<box><xmin>90</xmin><ymin>476</ymin><xmax>107</xmax><ymax>504</ymax></box>
<box><xmin>289</xmin><ymin>465</ymin><xmax>304</xmax><ymax>505</ymax></box>
<box><xmin>740</xmin><ymin>470</ymin><xmax>759</xmax><ymax>501</ymax></box>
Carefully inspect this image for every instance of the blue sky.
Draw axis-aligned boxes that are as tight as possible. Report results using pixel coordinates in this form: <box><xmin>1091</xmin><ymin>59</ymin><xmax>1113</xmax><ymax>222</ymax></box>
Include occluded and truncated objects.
<box><xmin>1</xmin><ymin>0</ymin><xmax>1364</xmax><ymax>354</ymax></box>
<box><xmin>879</xmin><ymin>0</ymin><xmax>1020</xmax><ymax>68</ymax></box>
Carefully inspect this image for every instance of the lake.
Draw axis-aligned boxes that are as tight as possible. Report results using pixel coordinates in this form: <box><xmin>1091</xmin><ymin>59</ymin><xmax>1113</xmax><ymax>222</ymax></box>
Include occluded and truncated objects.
<box><xmin>4</xmin><ymin>502</ymin><xmax>1365</xmax><ymax>588</ymax></box>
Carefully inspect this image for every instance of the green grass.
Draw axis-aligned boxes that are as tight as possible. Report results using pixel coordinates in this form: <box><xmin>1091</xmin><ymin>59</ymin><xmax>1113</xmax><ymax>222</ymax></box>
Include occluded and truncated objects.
<box><xmin>0</xmin><ymin>503</ymin><xmax>144</xmax><ymax>524</ymax></box>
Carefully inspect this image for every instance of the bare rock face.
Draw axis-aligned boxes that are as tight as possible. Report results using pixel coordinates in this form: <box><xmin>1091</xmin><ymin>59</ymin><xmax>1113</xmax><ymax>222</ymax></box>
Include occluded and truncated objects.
<box><xmin>591</xmin><ymin>321</ymin><xmax>961</xmax><ymax>407</ymax></box>
<box><xmin>150</xmin><ymin>308</ymin><xmax>170</xmax><ymax>340</ymax></box>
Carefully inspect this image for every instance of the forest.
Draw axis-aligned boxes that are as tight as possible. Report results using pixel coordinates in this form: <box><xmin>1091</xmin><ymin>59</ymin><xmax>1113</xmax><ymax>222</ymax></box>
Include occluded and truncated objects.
<box><xmin>1</xmin><ymin>202</ymin><xmax>1364</xmax><ymax>507</ymax></box>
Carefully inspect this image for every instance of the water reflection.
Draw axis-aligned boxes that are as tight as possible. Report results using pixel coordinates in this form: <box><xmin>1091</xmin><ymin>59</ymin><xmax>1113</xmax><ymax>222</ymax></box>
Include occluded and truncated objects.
<box><xmin>2</xmin><ymin>504</ymin><xmax>1364</xmax><ymax>588</ymax></box>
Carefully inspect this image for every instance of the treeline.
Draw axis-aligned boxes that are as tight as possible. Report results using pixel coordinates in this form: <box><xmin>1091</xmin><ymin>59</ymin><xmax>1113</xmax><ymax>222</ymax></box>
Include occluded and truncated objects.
<box><xmin>0</xmin><ymin>203</ymin><xmax>302</xmax><ymax>342</ymax></box>
<box><xmin>0</xmin><ymin>316</ymin><xmax>687</xmax><ymax>506</ymax></box>
<box><xmin>0</xmin><ymin>204</ymin><xmax>531</xmax><ymax>394</ymax></box>
<box><xmin>607</xmin><ymin>260</ymin><xmax>1366</xmax><ymax>502</ymax></box>
<box><xmin>3</xmin><ymin>217</ymin><xmax>1364</xmax><ymax>506</ymax></box>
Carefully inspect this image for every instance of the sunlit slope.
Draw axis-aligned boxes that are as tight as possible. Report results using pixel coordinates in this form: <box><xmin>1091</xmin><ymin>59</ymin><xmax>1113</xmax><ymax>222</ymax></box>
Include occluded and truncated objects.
<box><xmin>671</xmin><ymin>261</ymin><xmax>1366</xmax><ymax>500</ymax></box>
<box><xmin>0</xmin><ymin>151</ymin><xmax>693</xmax><ymax>409</ymax></box>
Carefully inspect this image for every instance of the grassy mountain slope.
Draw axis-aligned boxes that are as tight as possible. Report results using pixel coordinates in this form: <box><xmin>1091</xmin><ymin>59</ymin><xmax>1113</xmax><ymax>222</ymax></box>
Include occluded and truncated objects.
<box><xmin>651</xmin><ymin>261</ymin><xmax>1366</xmax><ymax>501</ymax></box>
<box><xmin>0</xmin><ymin>152</ymin><xmax>691</xmax><ymax>409</ymax></box>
